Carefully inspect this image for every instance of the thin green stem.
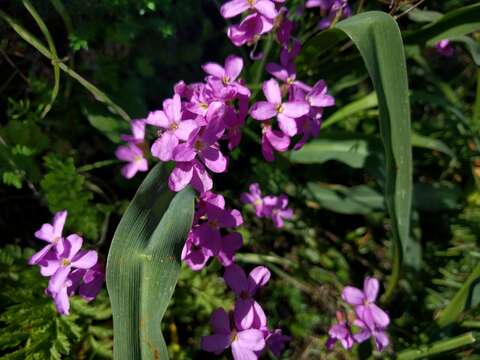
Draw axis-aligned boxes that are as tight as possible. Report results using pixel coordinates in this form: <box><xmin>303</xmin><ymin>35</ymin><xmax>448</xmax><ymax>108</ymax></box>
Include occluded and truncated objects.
<box><xmin>473</xmin><ymin>68</ymin><xmax>480</xmax><ymax>134</ymax></box>
<box><xmin>382</xmin><ymin>236</ymin><xmax>402</xmax><ymax>304</ymax></box>
<box><xmin>252</xmin><ymin>33</ymin><xmax>274</xmax><ymax>98</ymax></box>
<box><xmin>0</xmin><ymin>9</ymin><xmax>130</xmax><ymax>122</ymax></box>
<box><xmin>22</xmin><ymin>0</ymin><xmax>60</xmax><ymax>119</ymax></box>
<box><xmin>77</xmin><ymin>159</ymin><xmax>121</xmax><ymax>173</ymax></box>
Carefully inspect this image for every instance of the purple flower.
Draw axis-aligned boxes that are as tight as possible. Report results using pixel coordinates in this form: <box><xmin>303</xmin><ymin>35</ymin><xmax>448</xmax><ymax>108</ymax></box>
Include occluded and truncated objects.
<box><xmin>306</xmin><ymin>0</ymin><xmax>351</xmax><ymax>29</ymax></box>
<box><xmin>342</xmin><ymin>277</ymin><xmax>390</xmax><ymax>330</ymax></box>
<box><xmin>266</xmin><ymin>329</ymin><xmax>290</xmax><ymax>357</ymax></box>
<box><xmin>217</xmin><ymin>232</ymin><xmax>243</xmax><ymax>267</ymax></box>
<box><xmin>276</xmin><ymin>11</ymin><xmax>295</xmax><ymax>46</ymax></box>
<box><xmin>169</xmin><ymin>104</ymin><xmax>228</xmax><ymax>193</ymax></box>
<box><xmin>289</xmin><ymin>79</ymin><xmax>334</xmax><ymax>149</ymax></box>
<box><xmin>241</xmin><ymin>183</ymin><xmax>265</xmax><ymax>216</ymax></box>
<box><xmin>182</xmin><ymin>229</ymin><xmax>212</xmax><ymax>271</ymax></box>
<box><xmin>263</xmin><ymin>194</ymin><xmax>293</xmax><ymax>228</ymax></box>
<box><xmin>115</xmin><ymin>142</ymin><xmax>149</xmax><ymax>179</ymax></box>
<box><xmin>227</xmin><ymin>13</ymin><xmax>274</xmax><ymax>47</ymax></box>
<box><xmin>435</xmin><ymin>39</ymin><xmax>454</xmax><ymax>57</ymax></box>
<box><xmin>266</xmin><ymin>41</ymin><xmax>301</xmax><ymax>86</ymax></box>
<box><xmin>201</xmin><ymin>308</ymin><xmax>266</xmax><ymax>360</ymax></box>
<box><xmin>261</xmin><ymin>123</ymin><xmax>290</xmax><ymax>162</ymax></box>
<box><xmin>224</xmin><ymin>98</ymin><xmax>248</xmax><ymax>150</ymax></box>
<box><xmin>41</xmin><ymin>234</ymin><xmax>98</xmax><ymax>294</ymax></box>
<box><xmin>147</xmin><ymin>94</ymin><xmax>199</xmax><ymax>161</ymax></box>
<box><xmin>202</xmin><ymin>55</ymin><xmax>250</xmax><ymax>97</ymax></box>
<box><xmin>326</xmin><ymin>311</ymin><xmax>355</xmax><ymax>350</ymax></box>
<box><xmin>221</xmin><ymin>0</ymin><xmax>278</xmax><ymax>20</ymax></box>
<box><xmin>77</xmin><ymin>263</ymin><xmax>105</xmax><ymax>302</ymax></box>
<box><xmin>250</xmin><ymin>79</ymin><xmax>309</xmax><ymax>137</ymax></box>
<box><xmin>29</xmin><ymin>210</ymin><xmax>67</xmax><ymax>265</ymax></box>
<box><xmin>120</xmin><ymin>119</ymin><xmax>146</xmax><ymax>144</ymax></box>
<box><xmin>48</xmin><ymin>272</ymin><xmax>79</xmax><ymax>315</ymax></box>
<box><xmin>352</xmin><ymin>318</ymin><xmax>389</xmax><ymax>352</ymax></box>
<box><xmin>182</xmin><ymin>200</ymin><xmax>243</xmax><ymax>270</ymax></box>
<box><xmin>224</xmin><ymin>264</ymin><xmax>270</xmax><ymax>330</ymax></box>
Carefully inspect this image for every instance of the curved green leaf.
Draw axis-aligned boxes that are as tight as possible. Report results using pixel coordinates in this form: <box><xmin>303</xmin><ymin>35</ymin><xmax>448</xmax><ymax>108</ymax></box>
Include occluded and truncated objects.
<box><xmin>331</xmin><ymin>12</ymin><xmax>412</xmax><ymax>302</ymax></box>
<box><xmin>403</xmin><ymin>3</ymin><xmax>480</xmax><ymax>45</ymax></box>
<box><xmin>290</xmin><ymin>132</ymin><xmax>383</xmax><ymax>168</ymax></box>
<box><xmin>322</xmin><ymin>92</ymin><xmax>378</xmax><ymax>129</ymax></box>
<box><xmin>106</xmin><ymin>164</ymin><xmax>195</xmax><ymax>359</ymax></box>
<box><xmin>397</xmin><ymin>332</ymin><xmax>477</xmax><ymax>360</ymax></box>
<box><xmin>436</xmin><ymin>263</ymin><xmax>480</xmax><ymax>328</ymax></box>
<box><xmin>307</xmin><ymin>183</ymin><xmax>384</xmax><ymax>215</ymax></box>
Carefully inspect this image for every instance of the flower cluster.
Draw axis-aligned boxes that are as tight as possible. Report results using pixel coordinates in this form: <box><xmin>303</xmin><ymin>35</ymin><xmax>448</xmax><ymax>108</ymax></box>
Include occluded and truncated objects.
<box><xmin>202</xmin><ymin>264</ymin><xmax>289</xmax><ymax>359</ymax></box>
<box><xmin>144</xmin><ymin>55</ymin><xmax>249</xmax><ymax>193</ymax></box>
<box><xmin>28</xmin><ymin>211</ymin><xmax>104</xmax><ymax>315</ymax></box>
<box><xmin>327</xmin><ymin>277</ymin><xmax>390</xmax><ymax>352</ymax></box>
<box><xmin>115</xmin><ymin>119</ymin><xmax>149</xmax><ymax>179</ymax></box>
<box><xmin>221</xmin><ymin>0</ymin><xmax>286</xmax><ymax>49</ymax></box>
<box><xmin>250</xmin><ymin>7</ymin><xmax>335</xmax><ymax>160</ymax></box>
<box><xmin>305</xmin><ymin>0</ymin><xmax>351</xmax><ymax>29</ymax></box>
<box><xmin>182</xmin><ymin>191</ymin><xmax>243</xmax><ymax>271</ymax></box>
<box><xmin>111</xmin><ymin>2</ymin><xmax>351</xmax><ymax>358</ymax></box>
<box><xmin>241</xmin><ymin>183</ymin><xmax>293</xmax><ymax>228</ymax></box>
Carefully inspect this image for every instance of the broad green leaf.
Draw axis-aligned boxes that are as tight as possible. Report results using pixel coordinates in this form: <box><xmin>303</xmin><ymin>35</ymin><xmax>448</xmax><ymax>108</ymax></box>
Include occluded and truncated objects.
<box><xmin>307</xmin><ymin>183</ymin><xmax>384</xmax><ymax>215</ymax></box>
<box><xmin>437</xmin><ymin>263</ymin><xmax>480</xmax><ymax>328</ymax></box>
<box><xmin>289</xmin><ymin>132</ymin><xmax>383</xmax><ymax>169</ymax></box>
<box><xmin>106</xmin><ymin>164</ymin><xmax>195</xmax><ymax>359</ymax></box>
<box><xmin>411</xmin><ymin>133</ymin><xmax>455</xmax><ymax>159</ymax></box>
<box><xmin>333</xmin><ymin>12</ymin><xmax>412</xmax><ymax>302</ymax></box>
<box><xmin>407</xmin><ymin>8</ymin><xmax>443</xmax><ymax>23</ymax></box>
<box><xmin>83</xmin><ymin>106</ymin><xmax>129</xmax><ymax>143</ymax></box>
<box><xmin>403</xmin><ymin>3</ymin><xmax>480</xmax><ymax>45</ymax></box>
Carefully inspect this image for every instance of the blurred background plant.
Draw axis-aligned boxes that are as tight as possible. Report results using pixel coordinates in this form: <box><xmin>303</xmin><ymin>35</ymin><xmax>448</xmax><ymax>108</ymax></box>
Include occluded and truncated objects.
<box><xmin>1</xmin><ymin>0</ymin><xmax>480</xmax><ymax>358</ymax></box>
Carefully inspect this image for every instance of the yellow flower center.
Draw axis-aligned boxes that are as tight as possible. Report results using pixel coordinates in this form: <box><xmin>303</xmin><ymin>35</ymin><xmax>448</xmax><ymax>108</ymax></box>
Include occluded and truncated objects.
<box><xmin>194</xmin><ymin>140</ymin><xmax>204</xmax><ymax>152</ymax></box>
<box><xmin>61</xmin><ymin>258</ymin><xmax>71</xmax><ymax>267</ymax></box>
<box><xmin>276</xmin><ymin>104</ymin><xmax>284</xmax><ymax>113</ymax></box>
<box><xmin>170</xmin><ymin>122</ymin><xmax>178</xmax><ymax>131</ymax></box>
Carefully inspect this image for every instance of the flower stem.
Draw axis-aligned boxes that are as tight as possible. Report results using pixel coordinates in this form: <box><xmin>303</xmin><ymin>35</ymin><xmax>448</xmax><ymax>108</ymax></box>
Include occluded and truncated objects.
<box><xmin>252</xmin><ymin>33</ymin><xmax>275</xmax><ymax>97</ymax></box>
<box><xmin>78</xmin><ymin>159</ymin><xmax>121</xmax><ymax>173</ymax></box>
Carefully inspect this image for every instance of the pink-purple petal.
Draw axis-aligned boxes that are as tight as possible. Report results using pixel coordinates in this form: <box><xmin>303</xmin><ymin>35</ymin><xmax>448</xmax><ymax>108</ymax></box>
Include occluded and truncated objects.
<box><xmin>363</xmin><ymin>276</ymin><xmax>379</xmax><ymax>302</ymax></box>
<box><xmin>201</xmin><ymin>334</ymin><xmax>232</xmax><ymax>354</ymax></box>
<box><xmin>277</xmin><ymin>113</ymin><xmax>298</xmax><ymax>137</ymax></box>
<box><xmin>225</xmin><ymin>55</ymin><xmax>243</xmax><ymax>80</ymax></box>
<box><xmin>200</xmin><ymin>147</ymin><xmax>228</xmax><ymax>173</ymax></box>
<box><xmin>221</xmin><ymin>0</ymin><xmax>250</xmax><ymax>18</ymax></box>
<box><xmin>342</xmin><ymin>286</ymin><xmax>365</xmax><ymax>305</ymax></box>
<box><xmin>151</xmin><ymin>132</ymin><xmax>179</xmax><ymax>161</ymax></box>
<box><xmin>168</xmin><ymin>162</ymin><xmax>194</xmax><ymax>192</ymax></box>
<box><xmin>263</xmin><ymin>79</ymin><xmax>282</xmax><ymax>105</ymax></box>
<box><xmin>224</xmin><ymin>263</ymin><xmax>248</xmax><ymax>295</ymax></box>
<box><xmin>282</xmin><ymin>101</ymin><xmax>310</xmax><ymax>118</ymax></box>
<box><xmin>250</xmin><ymin>101</ymin><xmax>277</xmax><ymax>121</ymax></box>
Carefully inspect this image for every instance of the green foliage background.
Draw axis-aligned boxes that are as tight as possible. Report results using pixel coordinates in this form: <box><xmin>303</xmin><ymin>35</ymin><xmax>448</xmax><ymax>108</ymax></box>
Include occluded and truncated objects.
<box><xmin>1</xmin><ymin>0</ymin><xmax>480</xmax><ymax>358</ymax></box>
